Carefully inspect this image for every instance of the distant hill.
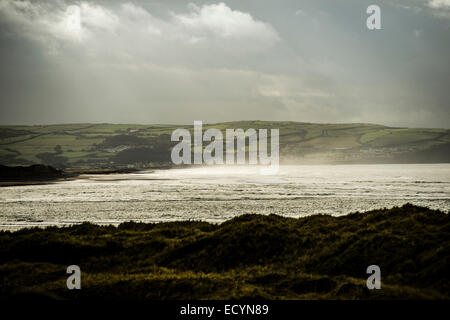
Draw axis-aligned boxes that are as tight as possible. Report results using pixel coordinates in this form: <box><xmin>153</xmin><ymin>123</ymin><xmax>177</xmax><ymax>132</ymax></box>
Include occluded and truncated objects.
<box><xmin>0</xmin><ymin>122</ymin><xmax>449</xmax><ymax>168</ymax></box>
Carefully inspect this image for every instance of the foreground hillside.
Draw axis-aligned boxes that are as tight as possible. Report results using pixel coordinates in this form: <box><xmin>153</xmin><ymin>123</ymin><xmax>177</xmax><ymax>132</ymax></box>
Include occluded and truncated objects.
<box><xmin>0</xmin><ymin>121</ymin><xmax>449</xmax><ymax>168</ymax></box>
<box><xmin>1</xmin><ymin>204</ymin><xmax>449</xmax><ymax>300</ymax></box>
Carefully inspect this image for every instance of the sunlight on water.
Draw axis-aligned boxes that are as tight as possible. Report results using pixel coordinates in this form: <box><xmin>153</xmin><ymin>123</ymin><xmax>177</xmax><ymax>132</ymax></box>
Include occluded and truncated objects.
<box><xmin>0</xmin><ymin>164</ymin><xmax>449</xmax><ymax>230</ymax></box>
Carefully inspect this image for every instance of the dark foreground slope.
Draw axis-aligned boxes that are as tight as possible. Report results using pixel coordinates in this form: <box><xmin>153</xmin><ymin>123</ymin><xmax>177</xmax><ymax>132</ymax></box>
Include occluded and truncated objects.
<box><xmin>0</xmin><ymin>204</ymin><xmax>449</xmax><ymax>300</ymax></box>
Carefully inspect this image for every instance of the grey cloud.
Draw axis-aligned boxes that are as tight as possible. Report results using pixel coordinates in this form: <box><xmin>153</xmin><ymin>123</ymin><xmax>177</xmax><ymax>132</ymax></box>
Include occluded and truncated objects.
<box><xmin>0</xmin><ymin>0</ymin><xmax>449</xmax><ymax>128</ymax></box>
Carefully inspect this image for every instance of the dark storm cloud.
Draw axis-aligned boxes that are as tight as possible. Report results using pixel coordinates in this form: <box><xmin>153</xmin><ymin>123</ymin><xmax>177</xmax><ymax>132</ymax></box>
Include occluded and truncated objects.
<box><xmin>0</xmin><ymin>0</ymin><xmax>449</xmax><ymax>127</ymax></box>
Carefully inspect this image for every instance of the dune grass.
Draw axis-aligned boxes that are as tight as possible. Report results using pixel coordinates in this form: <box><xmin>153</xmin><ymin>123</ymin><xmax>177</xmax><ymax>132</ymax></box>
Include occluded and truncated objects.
<box><xmin>0</xmin><ymin>204</ymin><xmax>449</xmax><ymax>300</ymax></box>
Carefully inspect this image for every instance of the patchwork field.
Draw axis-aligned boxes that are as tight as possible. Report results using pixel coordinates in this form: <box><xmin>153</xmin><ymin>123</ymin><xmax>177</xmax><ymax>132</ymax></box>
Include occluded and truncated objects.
<box><xmin>0</xmin><ymin>122</ymin><xmax>449</xmax><ymax>168</ymax></box>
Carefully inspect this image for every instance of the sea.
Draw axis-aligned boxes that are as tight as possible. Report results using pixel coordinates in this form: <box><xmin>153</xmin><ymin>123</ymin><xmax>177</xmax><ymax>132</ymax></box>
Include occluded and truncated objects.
<box><xmin>0</xmin><ymin>164</ymin><xmax>449</xmax><ymax>230</ymax></box>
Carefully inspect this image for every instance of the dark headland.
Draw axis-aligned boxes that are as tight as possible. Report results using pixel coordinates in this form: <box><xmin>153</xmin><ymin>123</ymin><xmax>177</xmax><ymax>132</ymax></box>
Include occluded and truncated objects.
<box><xmin>1</xmin><ymin>204</ymin><xmax>449</xmax><ymax>300</ymax></box>
<box><xmin>0</xmin><ymin>164</ymin><xmax>140</xmax><ymax>186</ymax></box>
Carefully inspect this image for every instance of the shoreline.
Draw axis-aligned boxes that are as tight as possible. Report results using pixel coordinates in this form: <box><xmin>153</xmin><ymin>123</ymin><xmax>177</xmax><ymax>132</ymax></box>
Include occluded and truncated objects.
<box><xmin>2</xmin><ymin>162</ymin><xmax>450</xmax><ymax>187</ymax></box>
<box><xmin>0</xmin><ymin>166</ymin><xmax>149</xmax><ymax>187</ymax></box>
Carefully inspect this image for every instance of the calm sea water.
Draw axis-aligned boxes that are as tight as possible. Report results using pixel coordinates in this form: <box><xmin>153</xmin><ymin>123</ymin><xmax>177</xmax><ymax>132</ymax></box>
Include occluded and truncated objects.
<box><xmin>0</xmin><ymin>164</ymin><xmax>449</xmax><ymax>230</ymax></box>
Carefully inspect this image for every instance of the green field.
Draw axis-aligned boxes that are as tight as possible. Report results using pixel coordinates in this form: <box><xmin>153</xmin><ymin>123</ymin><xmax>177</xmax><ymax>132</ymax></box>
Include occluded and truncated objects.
<box><xmin>0</xmin><ymin>122</ymin><xmax>449</xmax><ymax>168</ymax></box>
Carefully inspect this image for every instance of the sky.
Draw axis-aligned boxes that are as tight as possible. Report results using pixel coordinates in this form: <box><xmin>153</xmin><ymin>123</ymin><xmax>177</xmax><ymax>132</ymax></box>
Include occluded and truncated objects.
<box><xmin>0</xmin><ymin>0</ymin><xmax>449</xmax><ymax>128</ymax></box>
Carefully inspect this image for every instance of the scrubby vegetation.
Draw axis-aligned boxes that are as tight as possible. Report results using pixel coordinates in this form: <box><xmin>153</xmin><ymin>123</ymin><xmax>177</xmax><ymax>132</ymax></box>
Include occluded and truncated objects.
<box><xmin>0</xmin><ymin>204</ymin><xmax>449</xmax><ymax>300</ymax></box>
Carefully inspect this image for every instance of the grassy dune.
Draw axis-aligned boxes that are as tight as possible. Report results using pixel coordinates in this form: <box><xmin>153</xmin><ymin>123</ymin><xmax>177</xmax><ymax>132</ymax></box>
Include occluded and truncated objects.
<box><xmin>1</xmin><ymin>204</ymin><xmax>449</xmax><ymax>300</ymax></box>
<box><xmin>1</xmin><ymin>122</ymin><xmax>449</xmax><ymax>168</ymax></box>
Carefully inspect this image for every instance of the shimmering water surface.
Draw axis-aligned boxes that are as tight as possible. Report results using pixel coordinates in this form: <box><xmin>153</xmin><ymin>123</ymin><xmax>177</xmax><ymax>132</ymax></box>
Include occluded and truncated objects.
<box><xmin>1</xmin><ymin>164</ymin><xmax>449</xmax><ymax>230</ymax></box>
